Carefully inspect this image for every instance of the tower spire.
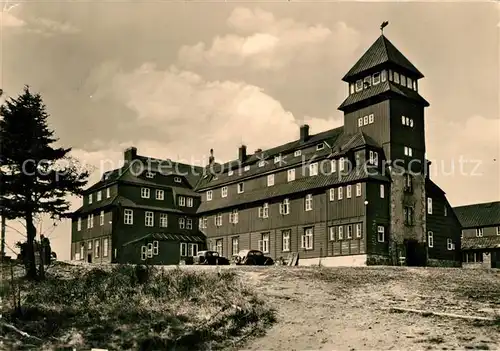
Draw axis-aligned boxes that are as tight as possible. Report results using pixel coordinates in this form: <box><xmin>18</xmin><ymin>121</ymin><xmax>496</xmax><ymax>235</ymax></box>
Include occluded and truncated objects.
<box><xmin>380</xmin><ymin>21</ymin><xmax>389</xmax><ymax>34</ymax></box>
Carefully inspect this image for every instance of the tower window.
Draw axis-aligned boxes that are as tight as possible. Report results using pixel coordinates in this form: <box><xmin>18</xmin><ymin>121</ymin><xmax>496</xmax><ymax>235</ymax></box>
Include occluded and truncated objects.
<box><xmin>413</xmin><ymin>80</ymin><xmax>418</xmax><ymax>91</ymax></box>
<box><xmin>368</xmin><ymin>114</ymin><xmax>374</xmax><ymax>124</ymax></box>
<box><xmin>363</xmin><ymin>115</ymin><xmax>369</xmax><ymax>125</ymax></box>
<box><xmin>388</xmin><ymin>70</ymin><xmax>393</xmax><ymax>81</ymax></box>
<box><xmin>404</xmin><ymin>146</ymin><xmax>413</xmax><ymax>157</ymax></box>
<box><xmin>381</xmin><ymin>70</ymin><xmax>387</xmax><ymax>82</ymax></box>
<box><xmin>363</xmin><ymin>76</ymin><xmax>371</xmax><ymax>88</ymax></box>
<box><xmin>407</xmin><ymin>77</ymin><xmax>413</xmax><ymax>89</ymax></box>
<box><xmin>394</xmin><ymin>72</ymin><xmax>400</xmax><ymax>84</ymax></box>
<box><xmin>355</xmin><ymin>80</ymin><xmax>363</xmax><ymax>92</ymax></box>
<box><xmin>372</xmin><ymin>72</ymin><xmax>381</xmax><ymax>85</ymax></box>
<box><xmin>358</xmin><ymin>118</ymin><xmax>363</xmax><ymax>127</ymax></box>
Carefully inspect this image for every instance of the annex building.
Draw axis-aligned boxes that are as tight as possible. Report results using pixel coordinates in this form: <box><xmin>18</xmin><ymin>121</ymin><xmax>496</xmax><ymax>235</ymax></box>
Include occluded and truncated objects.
<box><xmin>71</xmin><ymin>33</ymin><xmax>462</xmax><ymax>267</ymax></box>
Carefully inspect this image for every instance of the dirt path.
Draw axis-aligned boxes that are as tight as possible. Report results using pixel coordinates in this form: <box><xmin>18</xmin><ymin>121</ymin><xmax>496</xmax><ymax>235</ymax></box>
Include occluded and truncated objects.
<box><xmin>237</xmin><ymin>267</ymin><xmax>500</xmax><ymax>351</ymax></box>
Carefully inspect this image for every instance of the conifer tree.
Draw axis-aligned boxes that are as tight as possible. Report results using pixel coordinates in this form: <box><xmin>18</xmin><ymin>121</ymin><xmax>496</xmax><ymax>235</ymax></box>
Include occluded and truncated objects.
<box><xmin>0</xmin><ymin>86</ymin><xmax>90</xmax><ymax>279</ymax></box>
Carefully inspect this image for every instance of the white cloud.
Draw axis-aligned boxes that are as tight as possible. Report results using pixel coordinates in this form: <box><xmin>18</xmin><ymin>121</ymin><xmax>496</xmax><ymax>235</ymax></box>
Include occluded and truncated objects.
<box><xmin>178</xmin><ymin>7</ymin><xmax>360</xmax><ymax>71</ymax></box>
<box><xmin>91</xmin><ymin>62</ymin><xmax>340</xmax><ymax>165</ymax></box>
<box><xmin>0</xmin><ymin>11</ymin><xmax>25</xmax><ymax>27</ymax></box>
<box><xmin>32</xmin><ymin>17</ymin><xmax>80</xmax><ymax>35</ymax></box>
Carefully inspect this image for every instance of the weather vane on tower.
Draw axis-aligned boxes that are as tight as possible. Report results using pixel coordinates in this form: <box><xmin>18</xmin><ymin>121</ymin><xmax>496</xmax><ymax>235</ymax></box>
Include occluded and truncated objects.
<box><xmin>380</xmin><ymin>21</ymin><xmax>389</xmax><ymax>34</ymax></box>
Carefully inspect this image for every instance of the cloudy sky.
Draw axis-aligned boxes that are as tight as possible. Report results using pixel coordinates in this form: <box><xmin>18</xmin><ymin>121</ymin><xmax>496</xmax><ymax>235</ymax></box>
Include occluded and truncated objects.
<box><xmin>2</xmin><ymin>0</ymin><xmax>499</xmax><ymax>259</ymax></box>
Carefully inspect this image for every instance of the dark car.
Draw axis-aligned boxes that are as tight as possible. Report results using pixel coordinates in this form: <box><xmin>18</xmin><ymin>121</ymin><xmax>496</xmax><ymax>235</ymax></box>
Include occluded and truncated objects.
<box><xmin>232</xmin><ymin>249</ymin><xmax>274</xmax><ymax>266</ymax></box>
<box><xmin>193</xmin><ymin>250</ymin><xmax>230</xmax><ymax>265</ymax></box>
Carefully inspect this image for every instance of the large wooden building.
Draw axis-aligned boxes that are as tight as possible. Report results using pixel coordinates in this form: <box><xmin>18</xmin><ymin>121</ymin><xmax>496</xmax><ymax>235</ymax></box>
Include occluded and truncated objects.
<box><xmin>71</xmin><ymin>33</ymin><xmax>462</xmax><ymax>266</ymax></box>
<box><xmin>454</xmin><ymin>201</ymin><xmax>500</xmax><ymax>268</ymax></box>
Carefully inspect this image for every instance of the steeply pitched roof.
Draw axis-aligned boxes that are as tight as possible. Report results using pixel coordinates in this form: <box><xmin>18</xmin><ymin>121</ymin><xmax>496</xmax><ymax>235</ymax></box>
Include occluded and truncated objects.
<box><xmin>135</xmin><ymin>156</ymin><xmax>204</xmax><ymax>189</ymax></box>
<box><xmin>338</xmin><ymin>81</ymin><xmax>429</xmax><ymax>111</ymax></box>
<box><xmin>453</xmin><ymin>201</ymin><xmax>500</xmax><ymax>229</ymax></box>
<box><xmin>197</xmin><ymin>166</ymin><xmax>389</xmax><ymax>214</ymax></box>
<box><xmin>342</xmin><ymin>35</ymin><xmax>424</xmax><ymax>81</ymax></box>
<box><xmin>461</xmin><ymin>236</ymin><xmax>500</xmax><ymax>250</ymax></box>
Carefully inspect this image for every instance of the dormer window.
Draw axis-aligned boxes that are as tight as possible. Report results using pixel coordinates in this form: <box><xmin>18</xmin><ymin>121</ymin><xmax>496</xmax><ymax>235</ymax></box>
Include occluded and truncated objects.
<box><xmin>349</xmin><ymin>83</ymin><xmax>355</xmax><ymax>94</ymax></box>
<box><xmin>381</xmin><ymin>70</ymin><xmax>387</xmax><ymax>82</ymax></box>
<box><xmin>363</xmin><ymin>76</ymin><xmax>371</xmax><ymax>88</ymax></box>
<box><xmin>146</xmin><ymin>171</ymin><xmax>155</xmax><ymax>179</ymax></box>
<box><xmin>355</xmin><ymin>80</ymin><xmax>363</xmax><ymax>92</ymax></box>
<box><xmin>258</xmin><ymin>160</ymin><xmax>265</xmax><ymax>167</ymax></box>
<box><xmin>394</xmin><ymin>72</ymin><xmax>400</xmax><ymax>84</ymax></box>
<box><xmin>228</xmin><ymin>170</ymin><xmax>234</xmax><ymax>176</ymax></box>
<box><xmin>401</xmin><ymin>74</ymin><xmax>406</xmax><ymax>87</ymax></box>
<box><xmin>368</xmin><ymin>114</ymin><xmax>374</xmax><ymax>124</ymax></box>
<box><xmin>372</xmin><ymin>72</ymin><xmax>381</xmax><ymax>85</ymax></box>
<box><xmin>294</xmin><ymin>150</ymin><xmax>302</xmax><ymax>157</ymax></box>
<box><xmin>407</xmin><ymin>77</ymin><xmax>413</xmax><ymax>89</ymax></box>
<box><xmin>244</xmin><ymin>165</ymin><xmax>250</xmax><ymax>171</ymax></box>
<box><xmin>316</xmin><ymin>143</ymin><xmax>324</xmax><ymax>151</ymax></box>
<box><xmin>274</xmin><ymin>155</ymin><xmax>281</xmax><ymax>164</ymax></box>
<box><xmin>174</xmin><ymin>177</ymin><xmax>182</xmax><ymax>183</ymax></box>
<box><xmin>206</xmin><ymin>190</ymin><xmax>213</xmax><ymax>201</ymax></box>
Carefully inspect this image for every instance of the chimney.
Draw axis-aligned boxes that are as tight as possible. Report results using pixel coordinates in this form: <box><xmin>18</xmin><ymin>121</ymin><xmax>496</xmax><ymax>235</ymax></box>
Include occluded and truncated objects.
<box><xmin>239</xmin><ymin>145</ymin><xmax>247</xmax><ymax>162</ymax></box>
<box><xmin>124</xmin><ymin>147</ymin><xmax>137</xmax><ymax>163</ymax></box>
<box><xmin>425</xmin><ymin>159</ymin><xmax>432</xmax><ymax>179</ymax></box>
<box><xmin>300</xmin><ymin>124</ymin><xmax>310</xmax><ymax>142</ymax></box>
<box><xmin>208</xmin><ymin>149</ymin><xmax>215</xmax><ymax>165</ymax></box>
<box><xmin>254</xmin><ymin>148</ymin><xmax>262</xmax><ymax>154</ymax></box>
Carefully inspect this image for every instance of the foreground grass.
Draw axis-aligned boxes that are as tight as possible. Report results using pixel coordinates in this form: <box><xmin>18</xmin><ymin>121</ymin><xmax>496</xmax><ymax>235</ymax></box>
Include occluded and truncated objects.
<box><xmin>0</xmin><ymin>263</ymin><xmax>276</xmax><ymax>350</ymax></box>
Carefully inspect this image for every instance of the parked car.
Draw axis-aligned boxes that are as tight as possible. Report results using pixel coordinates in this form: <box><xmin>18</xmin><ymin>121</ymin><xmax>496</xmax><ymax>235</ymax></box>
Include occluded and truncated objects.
<box><xmin>232</xmin><ymin>249</ymin><xmax>274</xmax><ymax>266</ymax></box>
<box><xmin>193</xmin><ymin>250</ymin><xmax>230</xmax><ymax>265</ymax></box>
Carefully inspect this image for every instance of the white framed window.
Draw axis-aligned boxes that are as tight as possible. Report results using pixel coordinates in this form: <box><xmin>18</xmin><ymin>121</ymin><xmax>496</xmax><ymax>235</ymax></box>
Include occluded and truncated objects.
<box><xmin>147</xmin><ymin>243</ymin><xmax>153</xmax><ymax>258</ymax></box>
<box><xmin>186</xmin><ymin>218</ymin><xmax>193</xmax><ymax>229</ymax></box>
<box><xmin>294</xmin><ymin>150</ymin><xmax>302</xmax><ymax>157</ymax></box>
<box><xmin>274</xmin><ymin>155</ymin><xmax>281</xmax><ymax>164</ymax></box>
<box><xmin>231</xmin><ymin>237</ymin><xmax>239</xmax><ymax>255</ymax></box>
<box><xmin>407</xmin><ymin>77</ymin><xmax>413</xmax><ymax>89</ymax></box>
<box><xmin>401</xmin><ymin>75</ymin><xmax>406</xmax><ymax>87</ymax></box>
<box><xmin>404</xmin><ymin>146</ymin><xmax>413</xmax><ymax>157</ymax></box>
<box><xmin>329</xmin><ymin>188</ymin><xmax>335</xmax><ymax>201</ymax></box>
<box><xmin>174</xmin><ymin>177</ymin><xmax>182</xmax><ymax>183</ymax></box>
<box><xmin>244</xmin><ymin>165</ymin><xmax>250</xmax><ymax>171</ymax></box>
<box><xmin>339</xmin><ymin>157</ymin><xmax>345</xmax><ymax>172</ymax></box>
<box><xmin>338</xmin><ymin>226</ymin><xmax>344</xmax><ymax>240</ymax></box>
<box><xmin>368</xmin><ymin>114</ymin><xmax>374</xmax><ymax>124</ymax></box>
<box><xmin>497</xmin><ymin>226</ymin><xmax>500</xmax><ymax>236</ymax></box>
<box><xmin>207</xmin><ymin>190</ymin><xmax>213</xmax><ymax>201</ymax></box>
<box><xmin>237</xmin><ymin>182</ymin><xmax>244</xmax><ymax>194</ymax></box>
<box><xmin>221</xmin><ymin>186</ymin><xmax>228</xmax><ymax>198</ymax></box>
<box><xmin>346</xmin><ymin>185</ymin><xmax>352</xmax><ymax>198</ymax></box>
<box><xmin>476</xmin><ymin>228</ymin><xmax>483</xmax><ymax>237</ymax></box>
<box><xmin>363</xmin><ymin>115</ymin><xmax>369</xmax><ymax>125</ymax></box>
<box><xmin>87</xmin><ymin>214</ymin><xmax>94</xmax><ymax>229</ymax></box>
<box><xmin>377</xmin><ymin>226</ymin><xmax>385</xmax><ymax>242</ymax></box>
<box><xmin>394</xmin><ymin>72</ymin><xmax>400</xmax><ymax>84</ymax></box>
<box><xmin>349</xmin><ymin>83</ymin><xmax>355</xmax><ymax>94</ymax></box>
<box><xmin>402</xmin><ymin>116</ymin><xmax>406</xmax><ymax>125</ymax></box>
<box><xmin>88</xmin><ymin>194</ymin><xmax>92</xmax><ymax>204</ymax></box>
<box><xmin>380</xmin><ymin>184</ymin><xmax>385</xmax><ymax>198</ymax></box>
<box><xmin>156</xmin><ymin>189</ymin><xmax>164</xmax><ymax>200</ymax></box>
<box><xmin>282</xmin><ymin>231</ymin><xmax>290</xmax><ymax>252</ymax></box>
<box><xmin>260</xmin><ymin>233</ymin><xmax>270</xmax><ymax>253</ymax></box>
<box><xmin>263</xmin><ymin>203</ymin><xmax>269</xmax><ymax>218</ymax></box>
<box><xmin>410</xmin><ymin>119</ymin><xmax>414</xmax><ymax>127</ymax></box>
<box><xmin>355</xmin><ymin>79</ymin><xmax>363</xmax><ymax>92</ymax></box>
<box><xmin>355</xmin><ymin>183</ymin><xmax>362</xmax><ymax>197</ymax></box>
<box><xmin>97</xmin><ymin>191</ymin><xmax>102</xmax><ymax>202</ymax></box>
<box><xmin>88</xmin><ymin>240</ymin><xmax>92</xmax><ymax>250</ymax></box>
<box><xmin>124</xmin><ymin>209</ymin><xmax>133</xmax><ymax>225</ymax></box>
<box><xmin>388</xmin><ymin>70</ymin><xmax>393</xmax><ymax>81</ymax></box>
<box><xmin>316</xmin><ymin>143</ymin><xmax>324</xmax><ymax>151</ymax></box>
<box><xmin>330</xmin><ymin>160</ymin><xmax>337</xmax><ymax>173</ymax></box>
<box><xmin>106</xmin><ymin>188</ymin><xmax>110</xmax><ymax>198</ymax></box>
<box><xmin>258</xmin><ymin>160</ymin><xmax>266</xmax><ymax>167</ymax></box>
<box><xmin>358</xmin><ymin>118</ymin><xmax>363</xmax><ymax>127</ymax></box>
<box><xmin>287</xmin><ymin>169</ymin><xmax>295</xmax><ymax>182</ymax></box>
<box><xmin>215</xmin><ymin>213</ymin><xmax>222</xmax><ymax>227</ymax></box>
<box><xmin>305</xmin><ymin>194</ymin><xmax>313</xmax><ymax>211</ymax></box>
<box><xmin>141</xmin><ymin>188</ymin><xmax>150</xmax><ymax>199</ymax></box>
<box><xmin>447</xmin><ymin>239</ymin><xmax>454</xmax><ymax>251</ymax></box>
<box><xmin>301</xmin><ymin>228</ymin><xmax>313</xmax><ymax>250</ymax></box>
<box><xmin>381</xmin><ymin>70</ymin><xmax>387</xmax><ymax>82</ymax></box>
<box><xmin>279</xmin><ymin>198</ymin><xmax>290</xmax><ymax>215</ymax></box>
<box><xmin>179</xmin><ymin>218</ymin><xmax>185</xmax><ymax>229</ymax></box>
<box><xmin>95</xmin><ymin>239</ymin><xmax>100</xmax><ymax>258</ymax></box>
<box><xmin>338</xmin><ymin>186</ymin><xmax>343</xmax><ymax>200</ymax></box>
<box><xmin>179</xmin><ymin>196</ymin><xmax>186</xmax><ymax>207</ymax></box>
<box><xmin>146</xmin><ymin>171</ymin><xmax>155</xmax><ymax>179</ymax></box>
<box><xmin>309</xmin><ymin>162</ymin><xmax>318</xmax><ymax>176</ymax></box>
<box><xmin>159</xmin><ymin>213</ymin><xmax>168</xmax><ymax>227</ymax></box>
<box><xmin>141</xmin><ymin>246</ymin><xmax>147</xmax><ymax>260</ymax></box>
<box><xmin>77</xmin><ymin>218</ymin><xmax>81</xmax><ymax>231</ymax></box>
<box><xmin>372</xmin><ymin>72</ymin><xmax>381</xmax><ymax>85</ymax></box>
<box><xmin>187</xmin><ymin>197</ymin><xmax>193</xmax><ymax>207</ymax></box>
<box><xmin>427</xmin><ymin>197</ymin><xmax>433</xmax><ymax>214</ymax></box>
<box><xmin>356</xmin><ymin>223</ymin><xmax>362</xmax><ymax>238</ymax></box>
<box><xmin>103</xmin><ymin>238</ymin><xmax>109</xmax><ymax>257</ymax></box>
<box><xmin>329</xmin><ymin>226</ymin><xmax>335</xmax><ymax>241</ymax></box>
<box><xmin>228</xmin><ymin>170</ymin><xmax>234</xmax><ymax>176</ymax></box>
<box><xmin>145</xmin><ymin>211</ymin><xmax>154</xmax><ymax>227</ymax></box>
<box><xmin>215</xmin><ymin>239</ymin><xmax>223</xmax><ymax>256</ymax></box>
<box><xmin>188</xmin><ymin>243</ymin><xmax>198</xmax><ymax>257</ymax></box>
<box><xmin>428</xmin><ymin>231</ymin><xmax>434</xmax><ymax>248</ymax></box>
<box><xmin>229</xmin><ymin>209</ymin><xmax>239</xmax><ymax>224</ymax></box>
<box><xmin>347</xmin><ymin>225</ymin><xmax>353</xmax><ymax>239</ymax></box>
<box><xmin>364</xmin><ymin>76</ymin><xmax>371</xmax><ymax>88</ymax></box>
<box><xmin>180</xmin><ymin>243</ymin><xmax>187</xmax><ymax>257</ymax></box>
<box><xmin>100</xmin><ymin>210</ymin><xmax>104</xmax><ymax>226</ymax></box>
<box><xmin>153</xmin><ymin>240</ymin><xmax>159</xmax><ymax>255</ymax></box>
<box><xmin>267</xmin><ymin>174</ymin><xmax>275</xmax><ymax>186</ymax></box>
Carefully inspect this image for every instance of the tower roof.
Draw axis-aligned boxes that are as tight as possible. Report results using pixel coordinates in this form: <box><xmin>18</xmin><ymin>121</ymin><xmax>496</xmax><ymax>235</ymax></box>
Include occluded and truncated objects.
<box><xmin>342</xmin><ymin>35</ymin><xmax>424</xmax><ymax>82</ymax></box>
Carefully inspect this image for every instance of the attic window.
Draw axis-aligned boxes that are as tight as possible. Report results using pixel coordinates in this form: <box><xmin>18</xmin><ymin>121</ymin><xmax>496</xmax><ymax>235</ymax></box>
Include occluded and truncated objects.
<box><xmin>381</xmin><ymin>70</ymin><xmax>387</xmax><ymax>82</ymax></box>
<box><xmin>407</xmin><ymin>77</ymin><xmax>413</xmax><ymax>89</ymax></box>
<box><xmin>349</xmin><ymin>83</ymin><xmax>355</xmax><ymax>94</ymax></box>
<box><xmin>316</xmin><ymin>143</ymin><xmax>324</xmax><ymax>151</ymax></box>
<box><xmin>228</xmin><ymin>170</ymin><xmax>234</xmax><ymax>176</ymax></box>
<box><xmin>401</xmin><ymin>75</ymin><xmax>406</xmax><ymax>87</ymax></box>
<box><xmin>355</xmin><ymin>80</ymin><xmax>363</xmax><ymax>92</ymax></box>
<box><xmin>372</xmin><ymin>72</ymin><xmax>381</xmax><ymax>85</ymax></box>
<box><xmin>103</xmin><ymin>173</ymin><xmax>111</xmax><ymax>180</ymax></box>
<box><xmin>294</xmin><ymin>150</ymin><xmax>302</xmax><ymax>157</ymax></box>
<box><xmin>244</xmin><ymin>165</ymin><xmax>250</xmax><ymax>171</ymax></box>
<box><xmin>394</xmin><ymin>72</ymin><xmax>400</xmax><ymax>84</ymax></box>
<box><xmin>363</xmin><ymin>77</ymin><xmax>371</xmax><ymax>88</ymax></box>
<box><xmin>174</xmin><ymin>177</ymin><xmax>182</xmax><ymax>183</ymax></box>
<box><xmin>145</xmin><ymin>171</ymin><xmax>155</xmax><ymax>179</ymax></box>
<box><xmin>258</xmin><ymin>161</ymin><xmax>266</xmax><ymax>167</ymax></box>
<box><xmin>274</xmin><ymin>155</ymin><xmax>281</xmax><ymax>164</ymax></box>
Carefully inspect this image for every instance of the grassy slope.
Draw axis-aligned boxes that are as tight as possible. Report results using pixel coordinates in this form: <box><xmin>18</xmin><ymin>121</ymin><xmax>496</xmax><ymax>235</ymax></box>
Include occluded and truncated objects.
<box><xmin>0</xmin><ymin>263</ymin><xmax>275</xmax><ymax>350</ymax></box>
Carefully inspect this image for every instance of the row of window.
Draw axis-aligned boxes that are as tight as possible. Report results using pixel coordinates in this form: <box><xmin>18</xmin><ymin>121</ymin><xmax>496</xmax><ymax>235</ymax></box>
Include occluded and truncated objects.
<box><xmin>357</xmin><ymin>114</ymin><xmax>375</xmax><ymax>127</ymax></box>
<box><xmin>349</xmin><ymin>69</ymin><xmax>418</xmax><ymax>94</ymax></box>
<box><xmin>328</xmin><ymin>223</ymin><xmax>364</xmax><ymax>241</ymax></box>
<box><xmin>427</xmin><ymin>232</ymin><xmax>455</xmax><ymax>250</ymax></box>
<box><xmin>75</xmin><ymin>237</ymin><xmax>109</xmax><ymax>260</ymax></box>
<box><xmin>144</xmin><ymin>171</ymin><xmax>183</xmax><ymax>184</ymax></box>
<box><xmin>88</xmin><ymin>188</ymin><xmax>111</xmax><ymax>205</ymax></box>
<box><xmin>402</xmin><ymin>116</ymin><xmax>414</xmax><ymax>127</ymax></box>
<box><xmin>140</xmin><ymin>187</ymin><xmax>194</xmax><ymax>207</ymax></box>
<box><xmin>77</xmin><ymin>211</ymin><xmax>107</xmax><ymax>230</ymax></box>
<box><xmin>123</xmin><ymin>209</ymin><xmax>193</xmax><ymax>229</ymax></box>
<box><xmin>207</xmin><ymin>155</ymin><xmax>379</xmax><ymax>202</ymax></box>
<box><xmin>470</xmin><ymin>226</ymin><xmax>500</xmax><ymax>237</ymax></box>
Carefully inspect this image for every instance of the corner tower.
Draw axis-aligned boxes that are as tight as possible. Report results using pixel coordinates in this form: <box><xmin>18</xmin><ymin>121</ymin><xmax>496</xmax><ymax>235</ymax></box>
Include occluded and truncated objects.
<box><xmin>339</xmin><ymin>32</ymin><xmax>430</xmax><ymax>265</ymax></box>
